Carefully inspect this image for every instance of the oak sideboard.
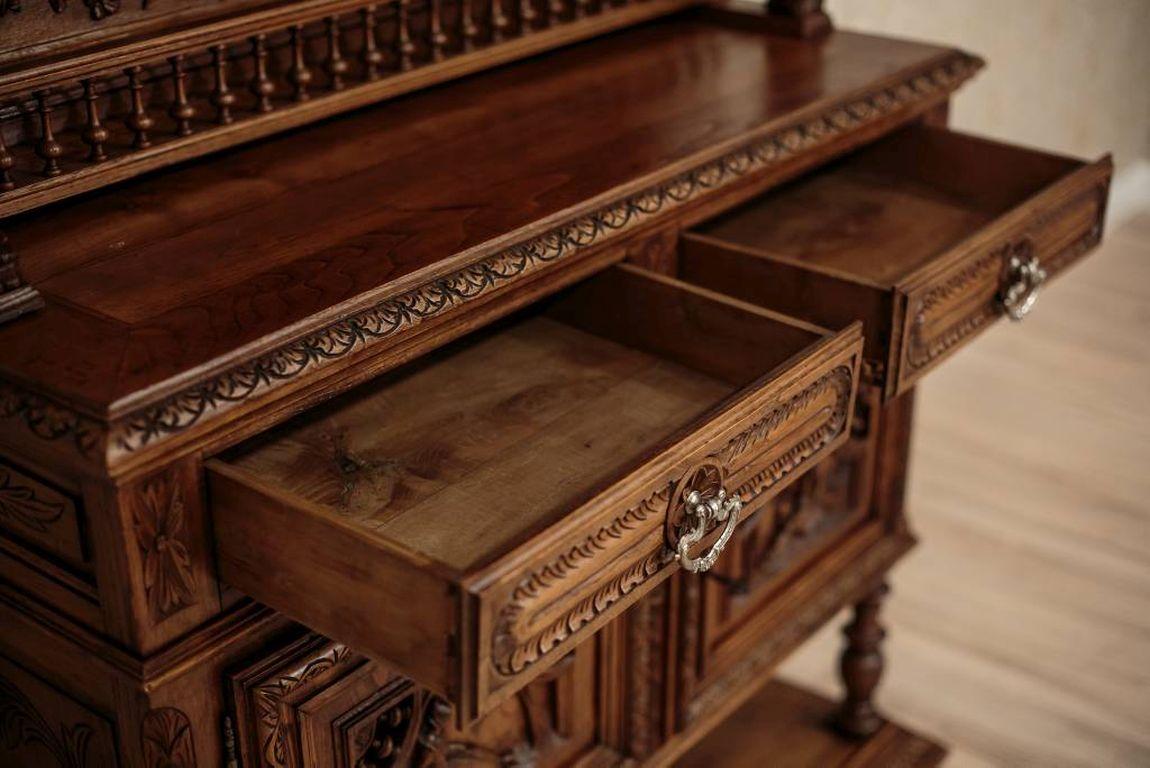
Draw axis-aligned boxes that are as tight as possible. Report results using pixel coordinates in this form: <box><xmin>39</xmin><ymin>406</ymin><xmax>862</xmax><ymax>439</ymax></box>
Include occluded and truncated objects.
<box><xmin>0</xmin><ymin>1</ymin><xmax>1111</xmax><ymax>766</ymax></box>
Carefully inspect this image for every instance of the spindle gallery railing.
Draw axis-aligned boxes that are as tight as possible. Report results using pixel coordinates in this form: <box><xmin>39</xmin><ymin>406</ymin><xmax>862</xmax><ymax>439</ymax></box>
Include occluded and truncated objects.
<box><xmin>0</xmin><ymin>0</ymin><xmax>693</xmax><ymax>218</ymax></box>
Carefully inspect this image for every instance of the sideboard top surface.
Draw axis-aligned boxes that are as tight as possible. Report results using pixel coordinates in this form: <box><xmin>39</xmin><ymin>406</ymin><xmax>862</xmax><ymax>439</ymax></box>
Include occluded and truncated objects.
<box><xmin>0</xmin><ymin>12</ymin><xmax>979</xmax><ymax>471</ymax></box>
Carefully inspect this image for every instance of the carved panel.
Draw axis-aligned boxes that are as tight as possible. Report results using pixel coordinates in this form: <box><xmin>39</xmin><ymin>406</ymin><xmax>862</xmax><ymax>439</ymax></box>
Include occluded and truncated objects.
<box><xmin>129</xmin><ymin>471</ymin><xmax>198</xmax><ymax>621</ymax></box>
<box><xmin>0</xmin><ymin>656</ymin><xmax>118</xmax><ymax>768</ymax></box>
<box><xmin>0</xmin><ymin>457</ymin><xmax>88</xmax><ymax>571</ymax></box>
<box><xmin>140</xmin><ymin>708</ymin><xmax>196</xmax><ymax>768</ymax></box>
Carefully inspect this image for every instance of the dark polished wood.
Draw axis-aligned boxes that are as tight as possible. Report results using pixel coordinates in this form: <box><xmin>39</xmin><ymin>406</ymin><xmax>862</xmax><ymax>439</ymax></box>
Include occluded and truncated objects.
<box><xmin>0</xmin><ymin>4</ymin><xmax>1111</xmax><ymax>767</ymax></box>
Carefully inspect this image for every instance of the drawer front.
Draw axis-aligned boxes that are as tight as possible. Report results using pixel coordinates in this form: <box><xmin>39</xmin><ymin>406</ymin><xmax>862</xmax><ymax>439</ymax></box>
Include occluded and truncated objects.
<box><xmin>226</xmin><ymin>632</ymin><xmax>613</xmax><ymax>768</ymax></box>
<box><xmin>894</xmin><ymin>161</ymin><xmax>1111</xmax><ymax>395</ymax></box>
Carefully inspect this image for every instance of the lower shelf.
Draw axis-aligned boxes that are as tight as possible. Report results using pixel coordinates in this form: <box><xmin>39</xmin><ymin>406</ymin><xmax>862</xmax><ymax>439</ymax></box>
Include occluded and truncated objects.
<box><xmin>674</xmin><ymin>679</ymin><xmax>946</xmax><ymax>767</ymax></box>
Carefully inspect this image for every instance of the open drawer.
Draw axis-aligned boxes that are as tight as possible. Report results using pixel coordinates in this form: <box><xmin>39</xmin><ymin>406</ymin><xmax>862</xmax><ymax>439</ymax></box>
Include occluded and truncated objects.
<box><xmin>207</xmin><ymin>265</ymin><xmax>862</xmax><ymax>722</ymax></box>
<box><xmin>682</xmin><ymin>125</ymin><xmax>1112</xmax><ymax>398</ymax></box>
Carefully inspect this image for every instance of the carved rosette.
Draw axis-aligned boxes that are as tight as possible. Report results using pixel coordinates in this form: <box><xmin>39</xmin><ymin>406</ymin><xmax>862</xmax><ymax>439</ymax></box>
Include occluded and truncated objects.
<box><xmin>141</xmin><ymin>707</ymin><xmax>197</xmax><ymax>768</ymax></box>
<box><xmin>131</xmin><ymin>474</ymin><xmax>197</xmax><ymax>620</ymax></box>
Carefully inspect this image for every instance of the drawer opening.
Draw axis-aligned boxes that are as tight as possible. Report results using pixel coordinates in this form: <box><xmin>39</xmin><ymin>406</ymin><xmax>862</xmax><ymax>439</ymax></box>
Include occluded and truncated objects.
<box><xmin>208</xmin><ymin>263</ymin><xmax>862</xmax><ymax>719</ymax></box>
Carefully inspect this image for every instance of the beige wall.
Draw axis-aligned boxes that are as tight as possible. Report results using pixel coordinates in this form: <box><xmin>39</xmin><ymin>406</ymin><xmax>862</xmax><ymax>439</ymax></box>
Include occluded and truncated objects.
<box><xmin>827</xmin><ymin>0</ymin><xmax>1150</xmax><ymax>172</ymax></box>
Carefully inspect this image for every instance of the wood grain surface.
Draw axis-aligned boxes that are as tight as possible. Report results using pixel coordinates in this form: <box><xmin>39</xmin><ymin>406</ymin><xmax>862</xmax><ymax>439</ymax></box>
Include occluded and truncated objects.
<box><xmin>780</xmin><ymin>209</ymin><xmax>1150</xmax><ymax>767</ymax></box>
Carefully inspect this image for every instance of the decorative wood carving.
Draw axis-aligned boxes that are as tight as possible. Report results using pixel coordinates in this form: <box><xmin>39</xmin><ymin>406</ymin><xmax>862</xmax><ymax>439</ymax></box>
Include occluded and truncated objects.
<box><xmin>0</xmin><ymin>462</ymin><xmax>67</xmax><ymax>535</ymax></box>
<box><xmin>140</xmin><ymin>707</ymin><xmax>197</xmax><ymax>768</ymax></box>
<box><xmin>0</xmin><ymin>0</ymin><xmax>698</xmax><ymax>218</ymax></box>
<box><xmin>0</xmin><ymin>671</ymin><xmax>93</xmax><ymax>768</ymax></box>
<box><xmin>0</xmin><ymin>232</ymin><xmax>43</xmax><ymax>325</ymax></box>
<box><xmin>131</xmin><ymin>473</ymin><xmax>197</xmax><ymax>620</ymax></box>
<box><xmin>0</xmin><ymin>380</ymin><xmax>100</xmax><ymax>457</ymax></box>
<box><xmin>626</xmin><ymin>585</ymin><xmax>668</xmax><ymax>759</ymax></box>
<box><xmin>256</xmin><ymin>643</ymin><xmax>354</xmax><ymax>767</ymax></box>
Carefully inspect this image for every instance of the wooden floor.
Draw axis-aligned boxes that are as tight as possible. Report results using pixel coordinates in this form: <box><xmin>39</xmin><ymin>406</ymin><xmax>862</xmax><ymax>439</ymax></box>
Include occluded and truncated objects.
<box><xmin>779</xmin><ymin>208</ymin><xmax>1150</xmax><ymax>767</ymax></box>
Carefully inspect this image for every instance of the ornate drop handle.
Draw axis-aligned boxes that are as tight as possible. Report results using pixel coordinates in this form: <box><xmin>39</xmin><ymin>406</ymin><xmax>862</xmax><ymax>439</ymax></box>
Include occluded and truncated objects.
<box><xmin>999</xmin><ymin>246</ymin><xmax>1047</xmax><ymax>322</ymax></box>
<box><xmin>675</xmin><ymin>488</ymin><xmax>743</xmax><ymax>573</ymax></box>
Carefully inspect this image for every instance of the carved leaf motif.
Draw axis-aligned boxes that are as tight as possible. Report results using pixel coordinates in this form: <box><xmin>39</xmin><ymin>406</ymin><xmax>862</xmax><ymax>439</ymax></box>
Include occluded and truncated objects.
<box><xmin>82</xmin><ymin>0</ymin><xmax>118</xmax><ymax>19</ymax></box>
<box><xmin>253</xmin><ymin>643</ymin><xmax>351</xmax><ymax>767</ymax></box>
<box><xmin>0</xmin><ymin>467</ymin><xmax>66</xmax><ymax>533</ymax></box>
<box><xmin>133</xmin><ymin>477</ymin><xmax>196</xmax><ymax>619</ymax></box>
<box><xmin>0</xmin><ymin>672</ymin><xmax>93</xmax><ymax>768</ymax></box>
<box><xmin>140</xmin><ymin>707</ymin><xmax>196</xmax><ymax>768</ymax></box>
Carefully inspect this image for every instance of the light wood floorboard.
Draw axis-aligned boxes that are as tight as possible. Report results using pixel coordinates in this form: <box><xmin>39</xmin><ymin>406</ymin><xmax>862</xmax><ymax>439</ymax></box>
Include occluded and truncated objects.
<box><xmin>779</xmin><ymin>209</ymin><xmax>1150</xmax><ymax>767</ymax></box>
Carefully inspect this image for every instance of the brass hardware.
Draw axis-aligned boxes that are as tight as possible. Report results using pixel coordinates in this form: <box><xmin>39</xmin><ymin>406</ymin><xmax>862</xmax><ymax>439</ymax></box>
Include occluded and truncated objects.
<box><xmin>675</xmin><ymin>487</ymin><xmax>743</xmax><ymax>573</ymax></box>
<box><xmin>1000</xmin><ymin>244</ymin><xmax>1047</xmax><ymax>321</ymax></box>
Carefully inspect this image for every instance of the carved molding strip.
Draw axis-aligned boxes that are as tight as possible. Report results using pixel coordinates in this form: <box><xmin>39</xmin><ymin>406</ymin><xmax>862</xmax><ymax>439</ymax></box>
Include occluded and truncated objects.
<box><xmin>140</xmin><ymin>707</ymin><xmax>197</xmax><ymax>768</ymax></box>
<box><xmin>102</xmin><ymin>53</ymin><xmax>979</xmax><ymax>459</ymax></box>
<box><xmin>0</xmin><ymin>380</ymin><xmax>103</xmax><ymax>458</ymax></box>
<box><xmin>491</xmin><ymin>485</ymin><xmax>673</xmax><ymax>677</ymax></box>
<box><xmin>718</xmin><ymin>365</ymin><xmax>854</xmax><ymax>502</ymax></box>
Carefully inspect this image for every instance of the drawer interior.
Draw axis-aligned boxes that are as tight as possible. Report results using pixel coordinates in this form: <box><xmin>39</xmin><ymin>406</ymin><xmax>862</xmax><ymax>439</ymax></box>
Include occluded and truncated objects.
<box><xmin>687</xmin><ymin>125</ymin><xmax>1085</xmax><ymax>286</ymax></box>
<box><xmin>220</xmin><ymin>266</ymin><xmax>827</xmax><ymax>574</ymax></box>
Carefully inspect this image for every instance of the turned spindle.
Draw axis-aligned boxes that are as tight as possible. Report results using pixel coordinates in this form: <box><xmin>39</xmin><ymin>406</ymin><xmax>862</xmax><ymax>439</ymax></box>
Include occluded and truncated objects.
<box><xmin>325</xmin><ymin>16</ymin><xmax>349</xmax><ymax>91</ymax></box>
<box><xmin>210</xmin><ymin>44</ymin><xmax>237</xmax><ymax>125</ymax></box>
<box><xmin>460</xmin><ymin>0</ymin><xmax>480</xmax><ymax>49</ymax></box>
<box><xmin>249</xmin><ymin>34</ymin><xmax>275</xmax><ymax>113</ymax></box>
<box><xmin>520</xmin><ymin>0</ymin><xmax>537</xmax><ymax>30</ymax></box>
<box><xmin>0</xmin><ymin>120</ymin><xmax>15</xmax><ymax>190</ymax></box>
<box><xmin>34</xmin><ymin>92</ymin><xmax>64</xmax><ymax>177</ymax></box>
<box><xmin>397</xmin><ymin>0</ymin><xmax>415</xmax><ymax>71</ymax></box>
<box><xmin>287</xmin><ymin>25</ymin><xmax>313</xmax><ymax>101</ymax></box>
<box><xmin>549</xmin><ymin>0</ymin><xmax>565</xmax><ymax>23</ymax></box>
<box><xmin>491</xmin><ymin>0</ymin><xmax>511</xmax><ymax>41</ymax></box>
<box><xmin>169</xmin><ymin>55</ymin><xmax>196</xmax><ymax>137</ymax></box>
<box><xmin>836</xmin><ymin>581</ymin><xmax>888</xmax><ymax>739</ymax></box>
<box><xmin>430</xmin><ymin>0</ymin><xmax>448</xmax><ymax>61</ymax></box>
<box><xmin>361</xmin><ymin>6</ymin><xmax>384</xmax><ymax>81</ymax></box>
<box><xmin>80</xmin><ymin>79</ymin><xmax>109</xmax><ymax>162</ymax></box>
<box><xmin>125</xmin><ymin>66</ymin><xmax>154</xmax><ymax>149</ymax></box>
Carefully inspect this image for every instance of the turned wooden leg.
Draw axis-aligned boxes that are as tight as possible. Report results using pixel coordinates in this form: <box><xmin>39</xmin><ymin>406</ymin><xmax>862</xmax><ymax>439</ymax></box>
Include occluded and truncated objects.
<box><xmin>836</xmin><ymin>581</ymin><xmax>888</xmax><ymax>738</ymax></box>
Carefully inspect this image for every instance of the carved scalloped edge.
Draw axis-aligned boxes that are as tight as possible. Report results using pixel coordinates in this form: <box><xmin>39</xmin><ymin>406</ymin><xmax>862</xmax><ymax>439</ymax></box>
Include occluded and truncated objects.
<box><xmin>103</xmin><ymin>53</ymin><xmax>981</xmax><ymax>457</ymax></box>
<box><xmin>491</xmin><ymin>485</ymin><xmax>673</xmax><ymax>677</ymax></box>
<box><xmin>717</xmin><ymin>364</ymin><xmax>854</xmax><ymax>501</ymax></box>
<box><xmin>489</xmin><ymin>361</ymin><xmax>856</xmax><ymax>680</ymax></box>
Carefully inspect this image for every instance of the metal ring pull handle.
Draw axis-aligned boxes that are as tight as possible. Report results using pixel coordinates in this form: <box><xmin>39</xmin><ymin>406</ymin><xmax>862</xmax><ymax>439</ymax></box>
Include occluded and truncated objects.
<box><xmin>675</xmin><ymin>488</ymin><xmax>743</xmax><ymax>573</ymax></box>
<box><xmin>1000</xmin><ymin>250</ymin><xmax>1047</xmax><ymax>322</ymax></box>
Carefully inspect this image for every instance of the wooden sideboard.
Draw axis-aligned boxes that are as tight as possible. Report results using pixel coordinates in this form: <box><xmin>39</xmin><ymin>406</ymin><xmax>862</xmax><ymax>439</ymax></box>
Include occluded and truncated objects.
<box><xmin>0</xmin><ymin>1</ymin><xmax>1111</xmax><ymax>766</ymax></box>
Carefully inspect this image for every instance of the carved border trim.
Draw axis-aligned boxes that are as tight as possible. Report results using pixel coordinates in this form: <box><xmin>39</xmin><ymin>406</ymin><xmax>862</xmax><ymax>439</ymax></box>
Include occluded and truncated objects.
<box><xmin>107</xmin><ymin>54</ymin><xmax>979</xmax><ymax>456</ymax></box>
<box><xmin>489</xmin><ymin>361</ymin><xmax>855</xmax><ymax>681</ymax></box>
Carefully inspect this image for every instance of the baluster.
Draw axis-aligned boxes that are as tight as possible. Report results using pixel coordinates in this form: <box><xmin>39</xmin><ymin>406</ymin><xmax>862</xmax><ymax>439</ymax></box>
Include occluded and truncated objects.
<box><xmin>429</xmin><ymin>0</ymin><xmax>448</xmax><ymax>60</ymax></box>
<box><xmin>519</xmin><ymin>0</ymin><xmax>537</xmax><ymax>31</ymax></box>
<box><xmin>287</xmin><ymin>24</ymin><xmax>313</xmax><ymax>101</ymax></box>
<box><xmin>491</xmin><ymin>0</ymin><xmax>510</xmax><ymax>41</ymax></box>
<box><xmin>325</xmin><ymin>16</ymin><xmax>349</xmax><ymax>90</ymax></box>
<box><xmin>397</xmin><ymin>0</ymin><xmax>415</xmax><ymax>71</ymax></box>
<box><xmin>549</xmin><ymin>0</ymin><xmax>564</xmax><ymax>24</ymax></box>
<box><xmin>0</xmin><ymin>127</ymin><xmax>14</xmax><ymax>191</ymax></box>
<box><xmin>361</xmin><ymin>6</ymin><xmax>384</xmax><ymax>81</ymax></box>
<box><xmin>34</xmin><ymin>92</ymin><xmax>64</xmax><ymax>177</ymax></box>
<box><xmin>460</xmin><ymin>0</ymin><xmax>480</xmax><ymax>49</ymax></box>
<box><xmin>574</xmin><ymin>0</ymin><xmax>590</xmax><ymax>19</ymax></box>
<box><xmin>125</xmin><ymin>66</ymin><xmax>154</xmax><ymax>150</ymax></box>
<box><xmin>249</xmin><ymin>34</ymin><xmax>275</xmax><ymax>113</ymax></box>
<box><xmin>210</xmin><ymin>44</ymin><xmax>237</xmax><ymax>125</ymax></box>
<box><xmin>80</xmin><ymin>79</ymin><xmax>109</xmax><ymax>163</ymax></box>
<box><xmin>168</xmin><ymin>54</ymin><xmax>196</xmax><ymax>137</ymax></box>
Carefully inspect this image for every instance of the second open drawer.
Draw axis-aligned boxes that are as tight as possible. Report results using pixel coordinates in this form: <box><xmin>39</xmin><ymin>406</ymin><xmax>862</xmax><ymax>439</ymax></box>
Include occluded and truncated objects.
<box><xmin>682</xmin><ymin>124</ymin><xmax>1112</xmax><ymax>397</ymax></box>
<box><xmin>207</xmin><ymin>264</ymin><xmax>861</xmax><ymax>723</ymax></box>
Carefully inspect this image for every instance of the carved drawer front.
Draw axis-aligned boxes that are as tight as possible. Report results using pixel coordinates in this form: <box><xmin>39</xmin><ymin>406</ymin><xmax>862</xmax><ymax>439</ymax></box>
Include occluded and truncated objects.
<box><xmin>682</xmin><ymin>124</ymin><xmax>1112</xmax><ymax>398</ymax></box>
<box><xmin>208</xmin><ymin>264</ymin><xmax>862</xmax><ymax>723</ymax></box>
